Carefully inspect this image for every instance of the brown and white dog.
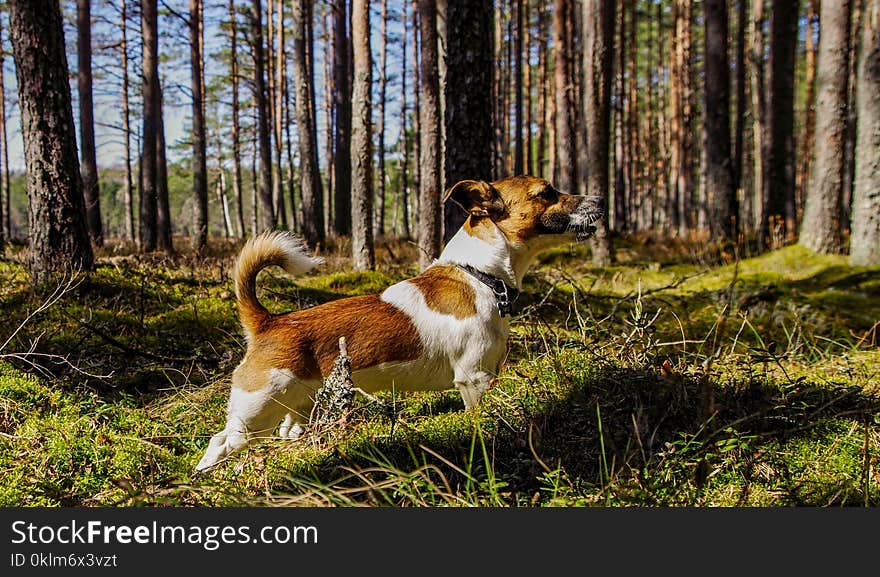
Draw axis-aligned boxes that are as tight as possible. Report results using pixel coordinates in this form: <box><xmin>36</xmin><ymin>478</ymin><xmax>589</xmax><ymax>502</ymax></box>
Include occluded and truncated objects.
<box><xmin>196</xmin><ymin>176</ymin><xmax>604</xmax><ymax>471</ymax></box>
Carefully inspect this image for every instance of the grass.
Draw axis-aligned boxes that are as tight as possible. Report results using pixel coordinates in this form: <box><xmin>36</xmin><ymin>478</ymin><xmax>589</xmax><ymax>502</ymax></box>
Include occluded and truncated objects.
<box><xmin>0</xmin><ymin>235</ymin><xmax>877</xmax><ymax>507</ymax></box>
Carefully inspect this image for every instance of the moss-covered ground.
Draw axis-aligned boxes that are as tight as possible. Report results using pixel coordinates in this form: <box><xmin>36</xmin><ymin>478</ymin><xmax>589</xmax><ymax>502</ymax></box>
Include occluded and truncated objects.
<box><xmin>0</xmin><ymin>236</ymin><xmax>877</xmax><ymax>506</ymax></box>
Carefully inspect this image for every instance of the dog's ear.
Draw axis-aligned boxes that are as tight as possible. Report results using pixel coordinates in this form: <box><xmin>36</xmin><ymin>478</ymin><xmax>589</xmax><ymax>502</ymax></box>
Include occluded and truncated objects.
<box><xmin>442</xmin><ymin>180</ymin><xmax>504</xmax><ymax>218</ymax></box>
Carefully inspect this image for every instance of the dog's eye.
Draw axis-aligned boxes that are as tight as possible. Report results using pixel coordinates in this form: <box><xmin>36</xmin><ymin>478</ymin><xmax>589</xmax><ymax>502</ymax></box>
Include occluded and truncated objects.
<box><xmin>540</xmin><ymin>188</ymin><xmax>558</xmax><ymax>201</ymax></box>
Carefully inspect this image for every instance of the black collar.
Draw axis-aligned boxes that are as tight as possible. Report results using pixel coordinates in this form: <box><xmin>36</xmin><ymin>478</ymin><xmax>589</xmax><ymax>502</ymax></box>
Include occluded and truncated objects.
<box><xmin>455</xmin><ymin>264</ymin><xmax>520</xmax><ymax>317</ymax></box>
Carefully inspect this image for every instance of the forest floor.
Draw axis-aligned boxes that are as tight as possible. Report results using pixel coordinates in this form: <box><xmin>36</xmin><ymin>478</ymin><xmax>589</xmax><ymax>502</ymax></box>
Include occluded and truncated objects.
<box><xmin>0</xmin><ymin>234</ymin><xmax>878</xmax><ymax>506</ymax></box>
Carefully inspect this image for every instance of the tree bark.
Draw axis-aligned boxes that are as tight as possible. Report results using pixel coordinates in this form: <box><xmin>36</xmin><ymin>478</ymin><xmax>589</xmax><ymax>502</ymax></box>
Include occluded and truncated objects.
<box><xmin>139</xmin><ymin>0</ymin><xmax>159</xmax><ymax>252</ymax></box>
<box><xmin>733</xmin><ymin>0</ymin><xmax>748</xmax><ymax>231</ymax></box>
<box><xmin>120</xmin><ymin>0</ymin><xmax>134</xmax><ymax>242</ymax></box>
<box><xmin>553</xmin><ymin>0</ymin><xmax>575</xmax><ymax>193</ymax></box>
<box><xmin>750</xmin><ymin>0</ymin><xmax>767</xmax><ymax>237</ymax></box>
<box><xmin>513</xmin><ymin>0</ymin><xmax>524</xmax><ymax>175</ymax></box>
<box><xmin>350</xmin><ymin>0</ymin><xmax>374</xmax><ymax>270</ymax></box>
<box><xmin>333</xmin><ymin>0</ymin><xmax>352</xmax><ymax>236</ymax></box>
<box><xmin>800</xmin><ymin>0</ymin><xmax>852</xmax><ymax>254</ymax></box>
<box><xmin>156</xmin><ymin>89</ymin><xmax>173</xmax><ymax>253</ymax></box>
<box><xmin>583</xmin><ymin>0</ymin><xmax>614</xmax><ymax>264</ymax></box>
<box><xmin>272</xmin><ymin>0</ymin><xmax>287</xmax><ymax>229</ymax></box>
<box><xmin>796</xmin><ymin>0</ymin><xmax>819</xmax><ymax>226</ymax></box>
<box><xmin>292</xmin><ymin>0</ymin><xmax>325</xmax><ymax>249</ymax></box>
<box><xmin>190</xmin><ymin>0</ymin><xmax>208</xmax><ymax>251</ymax></box>
<box><xmin>849</xmin><ymin>0</ymin><xmax>880</xmax><ymax>266</ymax></box>
<box><xmin>0</xmin><ymin>13</ymin><xmax>8</xmax><ymax>242</ymax></box>
<box><xmin>762</xmin><ymin>0</ymin><xmax>798</xmax><ymax>246</ymax></box>
<box><xmin>229</xmin><ymin>0</ymin><xmax>245</xmax><ymax>237</ymax></box>
<box><xmin>375</xmin><ymin>0</ymin><xmax>388</xmax><ymax>237</ymax></box>
<box><xmin>418</xmin><ymin>0</ymin><xmax>442</xmax><ymax>269</ymax></box>
<box><xmin>443</xmin><ymin>0</ymin><xmax>494</xmax><ymax>244</ymax></box>
<box><xmin>251</xmin><ymin>0</ymin><xmax>275</xmax><ymax>232</ymax></box>
<box><xmin>9</xmin><ymin>0</ymin><xmax>94</xmax><ymax>283</ymax></box>
<box><xmin>399</xmin><ymin>0</ymin><xmax>411</xmax><ymax>238</ymax></box>
<box><xmin>77</xmin><ymin>0</ymin><xmax>102</xmax><ymax>247</ymax></box>
<box><xmin>704</xmin><ymin>0</ymin><xmax>736</xmax><ymax>240</ymax></box>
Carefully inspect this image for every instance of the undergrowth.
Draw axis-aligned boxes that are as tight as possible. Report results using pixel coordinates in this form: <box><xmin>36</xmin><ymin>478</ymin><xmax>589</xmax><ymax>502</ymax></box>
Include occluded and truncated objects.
<box><xmin>0</xmin><ymin>236</ymin><xmax>877</xmax><ymax>507</ymax></box>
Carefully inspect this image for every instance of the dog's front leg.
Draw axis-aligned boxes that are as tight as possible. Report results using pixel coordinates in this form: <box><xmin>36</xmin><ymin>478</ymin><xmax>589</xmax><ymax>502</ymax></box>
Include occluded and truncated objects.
<box><xmin>454</xmin><ymin>371</ymin><xmax>493</xmax><ymax>410</ymax></box>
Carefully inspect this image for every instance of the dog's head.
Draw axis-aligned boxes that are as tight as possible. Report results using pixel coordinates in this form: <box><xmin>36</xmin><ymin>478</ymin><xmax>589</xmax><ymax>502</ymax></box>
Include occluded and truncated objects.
<box><xmin>444</xmin><ymin>176</ymin><xmax>605</xmax><ymax>247</ymax></box>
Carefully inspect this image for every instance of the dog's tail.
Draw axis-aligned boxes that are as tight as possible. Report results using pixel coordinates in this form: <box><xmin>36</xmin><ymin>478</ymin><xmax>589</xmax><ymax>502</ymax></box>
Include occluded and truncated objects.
<box><xmin>234</xmin><ymin>231</ymin><xmax>323</xmax><ymax>341</ymax></box>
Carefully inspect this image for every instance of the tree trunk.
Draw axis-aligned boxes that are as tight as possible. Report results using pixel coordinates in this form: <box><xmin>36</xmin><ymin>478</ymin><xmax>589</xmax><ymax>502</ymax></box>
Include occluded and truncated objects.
<box><xmin>704</xmin><ymin>0</ymin><xmax>736</xmax><ymax>240</ymax></box>
<box><xmin>750</xmin><ymin>0</ymin><xmax>767</xmax><ymax>237</ymax></box>
<box><xmin>190</xmin><ymin>0</ymin><xmax>208</xmax><ymax>251</ymax></box>
<box><xmin>733</xmin><ymin>0</ymin><xmax>748</xmax><ymax>231</ymax></box>
<box><xmin>229</xmin><ymin>0</ymin><xmax>245</xmax><ymax>237</ymax></box>
<box><xmin>443</xmin><ymin>0</ymin><xmax>494</xmax><ymax>244</ymax></box>
<box><xmin>77</xmin><ymin>0</ymin><xmax>102</xmax><ymax>247</ymax></box>
<box><xmin>139</xmin><ymin>0</ymin><xmax>159</xmax><ymax>252</ymax></box>
<box><xmin>537</xmin><ymin>2</ymin><xmax>549</xmax><ymax>179</ymax></box>
<box><xmin>583</xmin><ymin>0</ymin><xmax>614</xmax><ymax>264</ymax></box>
<box><xmin>120</xmin><ymin>0</ymin><xmax>134</xmax><ymax>242</ymax></box>
<box><xmin>553</xmin><ymin>0</ymin><xmax>575</xmax><ymax>192</ymax></box>
<box><xmin>418</xmin><ymin>0</ymin><xmax>442</xmax><ymax>269</ymax></box>
<box><xmin>322</xmin><ymin>5</ymin><xmax>333</xmax><ymax>237</ymax></box>
<box><xmin>350</xmin><ymin>0</ymin><xmax>374</xmax><ymax>270</ymax></box>
<box><xmin>333</xmin><ymin>0</ymin><xmax>352</xmax><ymax>236</ymax></box>
<box><xmin>9</xmin><ymin>0</ymin><xmax>94</xmax><ymax>283</ymax></box>
<box><xmin>399</xmin><ymin>0</ymin><xmax>411</xmax><ymax>239</ymax></box>
<box><xmin>273</xmin><ymin>0</ymin><xmax>287</xmax><ymax>229</ymax></box>
<box><xmin>251</xmin><ymin>0</ymin><xmax>275</xmax><ymax>232</ymax></box>
<box><xmin>613</xmin><ymin>0</ymin><xmax>627</xmax><ymax>232</ymax></box>
<box><xmin>796</xmin><ymin>0</ymin><xmax>819</xmax><ymax>227</ymax></box>
<box><xmin>411</xmin><ymin>0</ymin><xmax>421</xmax><ymax>224</ymax></box>
<box><xmin>156</xmin><ymin>89</ymin><xmax>173</xmax><ymax>253</ymax></box>
<box><xmin>513</xmin><ymin>0</ymin><xmax>524</xmax><ymax>175</ymax></box>
<box><xmin>800</xmin><ymin>0</ymin><xmax>852</xmax><ymax>254</ymax></box>
<box><xmin>375</xmin><ymin>0</ymin><xmax>388</xmax><ymax>238</ymax></box>
<box><xmin>524</xmin><ymin>0</ymin><xmax>533</xmax><ymax>175</ymax></box>
<box><xmin>850</xmin><ymin>0</ymin><xmax>880</xmax><ymax>265</ymax></box>
<box><xmin>0</xmin><ymin>13</ymin><xmax>9</xmax><ymax>242</ymax></box>
<box><xmin>762</xmin><ymin>0</ymin><xmax>798</xmax><ymax>246</ymax></box>
<box><xmin>292</xmin><ymin>0</ymin><xmax>325</xmax><ymax>249</ymax></box>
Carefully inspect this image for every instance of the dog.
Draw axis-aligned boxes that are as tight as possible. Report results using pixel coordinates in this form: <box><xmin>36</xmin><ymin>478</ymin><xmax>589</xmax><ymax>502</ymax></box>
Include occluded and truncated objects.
<box><xmin>195</xmin><ymin>176</ymin><xmax>604</xmax><ymax>471</ymax></box>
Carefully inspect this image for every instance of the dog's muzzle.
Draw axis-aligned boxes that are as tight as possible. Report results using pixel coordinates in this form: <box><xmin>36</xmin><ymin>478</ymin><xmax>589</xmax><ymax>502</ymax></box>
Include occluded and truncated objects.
<box><xmin>571</xmin><ymin>195</ymin><xmax>606</xmax><ymax>240</ymax></box>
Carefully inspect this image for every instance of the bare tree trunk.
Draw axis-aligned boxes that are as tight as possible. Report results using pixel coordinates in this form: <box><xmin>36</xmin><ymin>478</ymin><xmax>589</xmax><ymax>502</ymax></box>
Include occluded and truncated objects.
<box><xmin>292</xmin><ymin>0</ymin><xmax>325</xmax><ymax>249</ymax></box>
<box><xmin>77</xmin><ymin>0</ymin><xmax>102</xmax><ymax>247</ymax></box>
<box><xmin>553</xmin><ymin>0</ymin><xmax>575</xmax><ymax>192</ymax></box>
<box><xmin>762</xmin><ymin>0</ymin><xmax>798</xmax><ymax>246</ymax></box>
<box><xmin>251</xmin><ymin>0</ymin><xmax>275</xmax><ymax>232</ymax></box>
<box><xmin>513</xmin><ymin>0</ymin><xmax>524</xmax><ymax>175</ymax></box>
<box><xmin>796</xmin><ymin>0</ymin><xmax>818</xmax><ymax>227</ymax></box>
<box><xmin>120</xmin><ymin>0</ymin><xmax>134</xmax><ymax>242</ymax></box>
<box><xmin>411</xmin><ymin>0</ymin><xmax>421</xmax><ymax>225</ymax></box>
<box><xmin>190</xmin><ymin>0</ymin><xmax>208</xmax><ymax>251</ymax></box>
<box><xmin>733</xmin><ymin>0</ymin><xmax>748</xmax><ymax>232</ymax></box>
<box><xmin>524</xmin><ymin>0</ymin><xmax>533</xmax><ymax>175</ymax></box>
<box><xmin>321</xmin><ymin>4</ymin><xmax>333</xmax><ymax>237</ymax></box>
<box><xmin>444</xmin><ymin>0</ymin><xmax>494</xmax><ymax>243</ymax></box>
<box><xmin>399</xmin><ymin>0</ymin><xmax>411</xmax><ymax>239</ymax></box>
<box><xmin>273</xmin><ymin>0</ymin><xmax>287</xmax><ymax>229</ymax></box>
<box><xmin>613</xmin><ymin>0</ymin><xmax>627</xmax><ymax>232</ymax></box>
<box><xmin>375</xmin><ymin>0</ymin><xmax>388</xmax><ymax>238</ymax></box>
<box><xmin>842</xmin><ymin>1</ymin><xmax>861</xmax><ymax>233</ymax></box>
<box><xmin>229</xmin><ymin>0</ymin><xmax>245</xmax><ymax>238</ymax></box>
<box><xmin>9</xmin><ymin>0</ymin><xmax>94</xmax><ymax>282</ymax></box>
<box><xmin>333</xmin><ymin>0</ymin><xmax>351</xmax><ymax>236</ymax></box>
<box><xmin>418</xmin><ymin>0</ymin><xmax>442</xmax><ymax>269</ymax></box>
<box><xmin>850</xmin><ymin>0</ymin><xmax>880</xmax><ymax>265</ymax></box>
<box><xmin>156</xmin><ymin>89</ymin><xmax>173</xmax><ymax>253</ymax></box>
<box><xmin>251</xmin><ymin>100</ymin><xmax>259</xmax><ymax>235</ymax></box>
<box><xmin>216</xmin><ymin>155</ymin><xmax>233</xmax><ymax>238</ymax></box>
<box><xmin>350</xmin><ymin>0</ymin><xmax>374</xmax><ymax>269</ymax></box>
<box><xmin>139</xmin><ymin>0</ymin><xmax>159</xmax><ymax>252</ymax></box>
<box><xmin>801</xmin><ymin>0</ymin><xmax>852</xmax><ymax>254</ymax></box>
<box><xmin>537</xmin><ymin>1</ymin><xmax>549</xmax><ymax>179</ymax></box>
<box><xmin>750</xmin><ymin>0</ymin><xmax>767</xmax><ymax>237</ymax></box>
<box><xmin>0</xmin><ymin>13</ymin><xmax>9</xmax><ymax>241</ymax></box>
<box><xmin>704</xmin><ymin>0</ymin><xmax>736</xmax><ymax>240</ymax></box>
<box><xmin>583</xmin><ymin>0</ymin><xmax>614</xmax><ymax>265</ymax></box>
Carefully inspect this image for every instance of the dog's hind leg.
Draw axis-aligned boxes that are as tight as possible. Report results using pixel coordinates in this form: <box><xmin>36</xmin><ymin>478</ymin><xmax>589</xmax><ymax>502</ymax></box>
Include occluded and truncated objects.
<box><xmin>195</xmin><ymin>368</ymin><xmax>299</xmax><ymax>472</ymax></box>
